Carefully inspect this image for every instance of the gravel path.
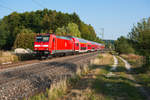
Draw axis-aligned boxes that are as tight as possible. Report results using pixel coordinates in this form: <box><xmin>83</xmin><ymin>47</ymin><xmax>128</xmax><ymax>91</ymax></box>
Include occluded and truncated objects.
<box><xmin>0</xmin><ymin>52</ymin><xmax>99</xmax><ymax>100</ymax></box>
<box><xmin>107</xmin><ymin>55</ymin><xmax>118</xmax><ymax>77</ymax></box>
<box><xmin>111</xmin><ymin>55</ymin><xmax>118</xmax><ymax>71</ymax></box>
<box><xmin>119</xmin><ymin>56</ymin><xmax>150</xmax><ymax>100</ymax></box>
<box><xmin>118</xmin><ymin>56</ymin><xmax>131</xmax><ymax>70</ymax></box>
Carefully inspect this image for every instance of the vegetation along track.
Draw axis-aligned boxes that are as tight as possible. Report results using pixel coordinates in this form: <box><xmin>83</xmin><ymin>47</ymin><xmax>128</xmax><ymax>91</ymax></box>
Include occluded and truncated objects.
<box><xmin>0</xmin><ymin>52</ymin><xmax>99</xmax><ymax>100</ymax></box>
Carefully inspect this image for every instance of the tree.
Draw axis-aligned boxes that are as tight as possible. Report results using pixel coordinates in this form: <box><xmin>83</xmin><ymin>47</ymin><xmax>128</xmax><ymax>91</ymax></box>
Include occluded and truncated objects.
<box><xmin>55</xmin><ymin>26</ymin><xmax>67</xmax><ymax>36</ymax></box>
<box><xmin>79</xmin><ymin>22</ymin><xmax>99</xmax><ymax>42</ymax></box>
<box><xmin>128</xmin><ymin>18</ymin><xmax>150</xmax><ymax>67</ymax></box>
<box><xmin>115</xmin><ymin>36</ymin><xmax>134</xmax><ymax>54</ymax></box>
<box><xmin>13</xmin><ymin>28</ymin><xmax>35</xmax><ymax>50</ymax></box>
<box><xmin>0</xmin><ymin>21</ymin><xmax>10</xmax><ymax>49</ymax></box>
<box><xmin>55</xmin><ymin>23</ymin><xmax>81</xmax><ymax>37</ymax></box>
<box><xmin>0</xmin><ymin>25</ymin><xmax>7</xmax><ymax>49</ymax></box>
<box><xmin>128</xmin><ymin>18</ymin><xmax>150</xmax><ymax>56</ymax></box>
<box><xmin>66</xmin><ymin>23</ymin><xmax>81</xmax><ymax>37</ymax></box>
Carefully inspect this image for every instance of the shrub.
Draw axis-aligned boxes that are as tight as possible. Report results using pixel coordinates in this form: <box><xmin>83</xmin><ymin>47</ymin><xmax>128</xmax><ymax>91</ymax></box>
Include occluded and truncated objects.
<box><xmin>13</xmin><ymin>28</ymin><xmax>36</xmax><ymax>50</ymax></box>
<box><xmin>115</xmin><ymin>36</ymin><xmax>135</xmax><ymax>54</ymax></box>
<box><xmin>0</xmin><ymin>51</ymin><xmax>19</xmax><ymax>64</ymax></box>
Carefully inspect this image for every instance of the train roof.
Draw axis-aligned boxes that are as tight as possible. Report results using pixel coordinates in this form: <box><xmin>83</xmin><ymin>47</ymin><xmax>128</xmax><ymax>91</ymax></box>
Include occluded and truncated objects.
<box><xmin>63</xmin><ymin>35</ymin><xmax>105</xmax><ymax>46</ymax></box>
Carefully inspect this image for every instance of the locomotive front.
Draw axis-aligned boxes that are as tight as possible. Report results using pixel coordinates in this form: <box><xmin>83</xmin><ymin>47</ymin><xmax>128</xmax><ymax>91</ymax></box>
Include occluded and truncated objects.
<box><xmin>34</xmin><ymin>34</ymin><xmax>51</xmax><ymax>58</ymax></box>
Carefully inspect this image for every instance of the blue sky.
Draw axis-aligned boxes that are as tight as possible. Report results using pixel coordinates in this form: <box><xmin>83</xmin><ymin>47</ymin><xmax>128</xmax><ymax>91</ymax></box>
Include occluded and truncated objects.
<box><xmin>0</xmin><ymin>0</ymin><xmax>150</xmax><ymax>40</ymax></box>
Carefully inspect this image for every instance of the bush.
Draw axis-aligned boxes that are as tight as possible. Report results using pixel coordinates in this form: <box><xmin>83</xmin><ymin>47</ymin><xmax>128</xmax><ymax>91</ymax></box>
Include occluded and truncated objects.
<box><xmin>13</xmin><ymin>29</ymin><xmax>36</xmax><ymax>50</ymax></box>
<box><xmin>115</xmin><ymin>36</ymin><xmax>134</xmax><ymax>54</ymax></box>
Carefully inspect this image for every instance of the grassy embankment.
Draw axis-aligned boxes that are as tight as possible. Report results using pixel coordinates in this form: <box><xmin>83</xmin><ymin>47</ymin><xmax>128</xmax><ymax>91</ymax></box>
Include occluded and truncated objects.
<box><xmin>120</xmin><ymin>54</ymin><xmax>150</xmax><ymax>96</ymax></box>
<box><xmin>61</xmin><ymin>53</ymin><xmax>145</xmax><ymax>100</ymax></box>
<box><xmin>25</xmin><ymin>53</ymin><xmax>147</xmax><ymax>100</ymax></box>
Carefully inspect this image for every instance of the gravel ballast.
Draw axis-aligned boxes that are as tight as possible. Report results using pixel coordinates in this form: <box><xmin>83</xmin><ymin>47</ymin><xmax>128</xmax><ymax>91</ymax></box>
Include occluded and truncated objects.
<box><xmin>0</xmin><ymin>52</ymin><xmax>99</xmax><ymax>100</ymax></box>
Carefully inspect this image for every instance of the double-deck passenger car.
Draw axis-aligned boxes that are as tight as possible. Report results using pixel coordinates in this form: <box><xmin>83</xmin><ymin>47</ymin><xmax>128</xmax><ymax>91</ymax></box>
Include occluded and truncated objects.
<box><xmin>34</xmin><ymin>33</ymin><xmax>105</xmax><ymax>58</ymax></box>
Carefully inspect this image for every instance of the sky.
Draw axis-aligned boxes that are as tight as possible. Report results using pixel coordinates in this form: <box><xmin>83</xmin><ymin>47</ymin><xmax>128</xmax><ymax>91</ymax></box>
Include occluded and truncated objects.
<box><xmin>0</xmin><ymin>0</ymin><xmax>150</xmax><ymax>40</ymax></box>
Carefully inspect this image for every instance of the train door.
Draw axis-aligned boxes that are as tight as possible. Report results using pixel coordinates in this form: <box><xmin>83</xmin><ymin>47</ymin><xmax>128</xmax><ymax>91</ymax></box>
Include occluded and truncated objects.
<box><xmin>71</xmin><ymin>39</ymin><xmax>74</xmax><ymax>51</ymax></box>
<box><xmin>52</xmin><ymin>37</ymin><xmax>56</xmax><ymax>54</ymax></box>
<box><xmin>79</xmin><ymin>43</ymin><xmax>81</xmax><ymax>52</ymax></box>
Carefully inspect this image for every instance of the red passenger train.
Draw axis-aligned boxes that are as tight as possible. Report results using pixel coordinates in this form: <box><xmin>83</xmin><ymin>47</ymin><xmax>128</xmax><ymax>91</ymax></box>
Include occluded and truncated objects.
<box><xmin>34</xmin><ymin>33</ymin><xmax>105</xmax><ymax>58</ymax></box>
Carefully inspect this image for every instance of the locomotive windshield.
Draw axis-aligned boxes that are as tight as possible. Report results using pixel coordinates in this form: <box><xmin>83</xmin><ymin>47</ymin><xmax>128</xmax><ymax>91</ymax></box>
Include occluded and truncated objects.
<box><xmin>36</xmin><ymin>35</ymin><xmax>50</xmax><ymax>42</ymax></box>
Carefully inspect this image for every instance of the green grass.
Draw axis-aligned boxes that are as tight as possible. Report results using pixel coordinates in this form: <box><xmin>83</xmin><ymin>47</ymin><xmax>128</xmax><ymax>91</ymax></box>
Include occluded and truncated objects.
<box><xmin>92</xmin><ymin>74</ymin><xmax>145</xmax><ymax>100</ymax></box>
<box><xmin>120</xmin><ymin>54</ymin><xmax>150</xmax><ymax>95</ymax></box>
<box><xmin>134</xmin><ymin>72</ymin><xmax>150</xmax><ymax>93</ymax></box>
<box><xmin>91</xmin><ymin>56</ymin><xmax>145</xmax><ymax>100</ymax></box>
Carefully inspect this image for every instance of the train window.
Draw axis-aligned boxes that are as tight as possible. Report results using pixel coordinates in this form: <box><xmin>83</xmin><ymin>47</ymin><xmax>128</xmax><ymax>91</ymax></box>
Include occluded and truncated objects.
<box><xmin>36</xmin><ymin>35</ymin><xmax>50</xmax><ymax>42</ymax></box>
<box><xmin>81</xmin><ymin>47</ymin><xmax>86</xmax><ymax>50</ymax></box>
<box><xmin>36</xmin><ymin>37</ymin><xmax>42</xmax><ymax>42</ymax></box>
<box><xmin>76</xmin><ymin>43</ymin><xmax>79</xmax><ymax>46</ymax></box>
<box><xmin>43</xmin><ymin>37</ymin><xmax>49</xmax><ymax>42</ymax></box>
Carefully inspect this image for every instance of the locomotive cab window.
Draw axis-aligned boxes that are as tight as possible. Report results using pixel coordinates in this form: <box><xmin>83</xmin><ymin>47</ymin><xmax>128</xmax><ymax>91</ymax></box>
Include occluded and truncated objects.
<box><xmin>36</xmin><ymin>35</ymin><xmax>50</xmax><ymax>42</ymax></box>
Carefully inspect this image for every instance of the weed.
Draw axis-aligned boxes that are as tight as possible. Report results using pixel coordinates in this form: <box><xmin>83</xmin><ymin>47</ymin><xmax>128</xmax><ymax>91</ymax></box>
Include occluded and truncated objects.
<box><xmin>27</xmin><ymin>79</ymin><xmax>68</xmax><ymax>100</ymax></box>
<box><xmin>0</xmin><ymin>51</ymin><xmax>19</xmax><ymax>64</ymax></box>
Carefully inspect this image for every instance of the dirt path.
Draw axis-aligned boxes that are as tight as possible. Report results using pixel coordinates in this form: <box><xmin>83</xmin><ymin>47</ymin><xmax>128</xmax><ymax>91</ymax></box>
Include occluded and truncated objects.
<box><xmin>119</xmin><ymin>56</ymin><xmax>150</xmax><ymax>100</ymax></box>
<box><xmin>111</xmin><ymin>55</ymin><xmax>118</xmax><ymax>71</ymax></box>
<box><xmin>118</xmin><ymin>56</ymin><xmax>131</xmax><ymax>70</ymax></box>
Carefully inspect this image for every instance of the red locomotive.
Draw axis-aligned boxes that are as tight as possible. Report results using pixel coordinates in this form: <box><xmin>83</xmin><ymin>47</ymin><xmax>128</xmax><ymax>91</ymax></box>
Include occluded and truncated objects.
<box><xmin>34</xmin><ymin>33</ymin><xmax>105</xmax><ymax>58</ymax></box>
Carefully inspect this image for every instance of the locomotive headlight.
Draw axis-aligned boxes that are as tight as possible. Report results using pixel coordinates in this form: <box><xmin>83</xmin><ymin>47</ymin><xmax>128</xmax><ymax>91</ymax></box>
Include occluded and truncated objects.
<box><xmin>35</xmin><ymin>45</ymin><xmax>40</xmax><ymax>47</ymax></box>
<box><xmin>43</xmin><ymin>45</ymin><xmax>49</xmax><ymax>47</ymax></box>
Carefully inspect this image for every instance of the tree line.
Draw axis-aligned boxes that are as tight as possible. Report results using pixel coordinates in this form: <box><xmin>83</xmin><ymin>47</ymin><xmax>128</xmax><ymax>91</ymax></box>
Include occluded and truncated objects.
<box><xmin>115</xmin><ymin>17</ymin><xmax>150</xmax><ymax>67</ymax></box>
<box><xmin>0</xmin><ymin>8</ymin><xmax>102</xmax><ymax>50</ymax></box>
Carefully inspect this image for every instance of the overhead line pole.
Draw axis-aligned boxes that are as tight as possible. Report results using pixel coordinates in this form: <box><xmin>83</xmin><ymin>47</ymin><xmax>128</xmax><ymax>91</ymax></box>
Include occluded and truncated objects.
<box><xmin>99</xmin><ymin>28</ymin><xmax>104</xmax><ymax>40</ymax></box>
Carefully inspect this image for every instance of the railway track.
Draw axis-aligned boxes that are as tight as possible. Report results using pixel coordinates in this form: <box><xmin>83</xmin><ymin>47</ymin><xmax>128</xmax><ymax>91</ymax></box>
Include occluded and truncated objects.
<box><xmin>0</xmin><ymin>52</ymin><xmax>98</xmax><ymax>85</ymax></box>
<box><xmin>0</xmin><ymin>52</ymin><xmax>99</xmax><ymax>100</ymax></box>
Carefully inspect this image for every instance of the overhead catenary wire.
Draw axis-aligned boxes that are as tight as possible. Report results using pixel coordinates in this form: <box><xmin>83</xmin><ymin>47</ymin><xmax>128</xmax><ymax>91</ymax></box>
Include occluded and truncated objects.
<box><xmin>0</xmin><ymin>3</ymin><xmax>14</xmax><ymax>11</ymax></box>
<box><xmin>32</xmin><ymin>0</ymin><xmax>45</xmax><ymax>8</ymax></box>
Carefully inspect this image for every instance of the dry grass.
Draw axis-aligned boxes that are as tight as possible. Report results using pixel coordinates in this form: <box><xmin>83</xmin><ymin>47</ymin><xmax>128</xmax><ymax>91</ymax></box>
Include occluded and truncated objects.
<box><xmin>48</xmin><ymin>79</ymin><xmax>68</xmax><ymax>100</ymax></box>
<box><xmin>91</xmin><ymin>53</ymin><xmax>113</xmax><ymax>66</ymax></box>
<box><xmin>120</xmin><ymin>54</ymin><xmax>143</xmax><ymax>68</ymax></box>
<box><xmin>120</xmin><ymin>54</ymin><xmax>142</xmax><ymax>60</ymax></box>
<box><xmin>28</xmin><ymin>79</ymin><xmax>68</xmax><ymax>100</ymax></box>
<box><xmin>0</xmin><ymin>51</ymin><xmax>19</xmax><ymax>64</ymax></box>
